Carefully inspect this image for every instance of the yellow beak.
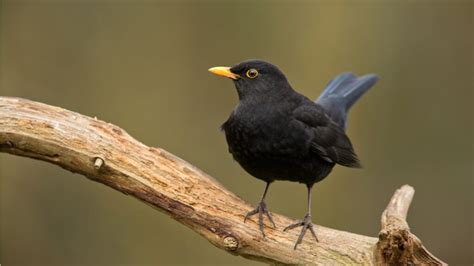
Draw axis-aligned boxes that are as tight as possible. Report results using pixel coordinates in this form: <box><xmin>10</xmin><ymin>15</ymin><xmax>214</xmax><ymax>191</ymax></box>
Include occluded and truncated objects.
<box><xmin>208</xmin><ymin>66</ymin><xmax>240</xmax><ymax>80</ymax></box>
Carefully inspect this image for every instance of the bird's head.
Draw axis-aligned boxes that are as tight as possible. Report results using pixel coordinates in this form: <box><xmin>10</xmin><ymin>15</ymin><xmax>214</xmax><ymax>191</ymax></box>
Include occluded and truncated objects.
<box><xmin>209</xmin><ymin>60</ymin><xmax>292</xmax><ymax>101</ymax></box>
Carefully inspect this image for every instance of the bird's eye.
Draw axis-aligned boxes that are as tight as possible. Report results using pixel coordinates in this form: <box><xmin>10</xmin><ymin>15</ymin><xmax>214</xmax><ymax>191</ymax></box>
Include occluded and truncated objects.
<box><xmin>246</xmin><ymin>69</ymin><xmax>259</xmax><ymax>79</ymax></box>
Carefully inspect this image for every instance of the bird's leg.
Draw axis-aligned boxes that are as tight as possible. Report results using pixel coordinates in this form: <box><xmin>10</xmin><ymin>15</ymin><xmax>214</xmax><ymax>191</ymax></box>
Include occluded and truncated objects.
<box><xmin>283</xmin><ymin>184</ymin><xmax>318</xmax><ymax>249</ymax></box>
<box><xmin>244</xmin><ymin>182</ymin><xmax>275</xmax><ymax>237</ymax></box>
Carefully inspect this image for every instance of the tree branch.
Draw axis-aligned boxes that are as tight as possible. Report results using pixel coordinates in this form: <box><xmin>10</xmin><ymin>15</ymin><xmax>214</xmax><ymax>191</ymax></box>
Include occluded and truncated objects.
<box><xmin>0</xmin><ymin>97</ymin><xmax>446</xmax><ymax>265</ymax></box>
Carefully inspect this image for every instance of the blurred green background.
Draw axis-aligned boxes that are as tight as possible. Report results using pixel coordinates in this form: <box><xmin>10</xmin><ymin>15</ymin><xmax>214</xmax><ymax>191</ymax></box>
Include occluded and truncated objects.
<box><xmin>1</xmin><ymin>0</ymin><xmax>472</xmax><ymax>265</ymax></box>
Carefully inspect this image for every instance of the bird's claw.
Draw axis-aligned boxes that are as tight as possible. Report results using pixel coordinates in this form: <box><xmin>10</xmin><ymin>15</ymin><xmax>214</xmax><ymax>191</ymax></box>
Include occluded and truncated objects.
<box><xmin>244</xmin><ymin>201</ymin><xmax>276</xmax><ymax>237</ymax></box>
<box><xmin>283</xmin><ymin>213</ymin><xmax>318</xmax><ymax>249</ymax></box>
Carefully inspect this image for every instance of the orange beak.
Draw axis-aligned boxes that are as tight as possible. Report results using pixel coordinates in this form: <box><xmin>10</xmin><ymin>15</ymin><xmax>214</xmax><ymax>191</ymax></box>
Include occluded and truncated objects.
<box><xmin>208</xmin><ymin>66</ymin><xmax>240</xmax><ymax>80</ymax></box>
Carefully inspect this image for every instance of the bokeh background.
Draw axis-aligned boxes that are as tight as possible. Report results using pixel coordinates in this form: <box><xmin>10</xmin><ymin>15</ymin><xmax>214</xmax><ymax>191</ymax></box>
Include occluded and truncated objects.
<box><xmin>1</xmin><ymin>0</ymin><xmax>472</xmax><ymax>265</ymax></box>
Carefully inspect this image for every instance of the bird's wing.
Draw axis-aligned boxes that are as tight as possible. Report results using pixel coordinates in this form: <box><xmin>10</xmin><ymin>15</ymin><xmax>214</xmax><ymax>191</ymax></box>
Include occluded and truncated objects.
<box><xmin>293</xmin><ymin>104</ymin><xmax>361</xmax><ymax>168</ymax></box>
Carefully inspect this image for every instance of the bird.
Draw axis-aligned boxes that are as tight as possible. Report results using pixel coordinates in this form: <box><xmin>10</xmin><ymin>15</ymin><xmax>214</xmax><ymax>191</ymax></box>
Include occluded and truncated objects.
<box><xmin>208</xmin><ymin>59</ymin><xmax>378</xmax><ymax>249</ymax></box>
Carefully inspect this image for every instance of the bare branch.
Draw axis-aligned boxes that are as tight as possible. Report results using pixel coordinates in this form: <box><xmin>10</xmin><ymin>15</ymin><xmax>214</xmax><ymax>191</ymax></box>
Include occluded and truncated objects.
<box><xmin>0</xmin><ymin>97</ymin><xmax>446</xmax><ymax>265</ymax></box>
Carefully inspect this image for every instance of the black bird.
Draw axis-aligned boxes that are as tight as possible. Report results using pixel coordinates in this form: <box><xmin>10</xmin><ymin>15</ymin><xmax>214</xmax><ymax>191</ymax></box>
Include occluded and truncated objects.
<box><xmin>209</xmin><ymin>60</ymin><xmax>378</xmax><ymax>249</ymax></box>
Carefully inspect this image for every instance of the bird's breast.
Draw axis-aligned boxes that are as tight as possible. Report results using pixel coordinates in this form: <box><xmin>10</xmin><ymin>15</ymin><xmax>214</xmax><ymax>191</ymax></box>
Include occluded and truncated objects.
<box><xmin>222</xmin><ymin>111</ymin><xmax>310</xmax><ymax>161</ymax></box>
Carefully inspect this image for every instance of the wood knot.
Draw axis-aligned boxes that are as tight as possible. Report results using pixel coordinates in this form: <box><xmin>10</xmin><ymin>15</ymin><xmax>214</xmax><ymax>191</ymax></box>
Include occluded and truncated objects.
<box><xmin>223</xmin><ymin>236</ymin><xmax>239</xmax><ymax>251</ymax></box>
<box><xmin>377</xmin><ymin>228</ymin><xmax>416</xmax><ymax>265</ymax></box>
<box><xmin>379</xmin><ymin>229</ymin><xmax>389</xmax><ymax>240</ymax></box>
<box><xmin>112</xmin><ymin>127</ymin><xmax>123</xmax><ymax>135</ymax></box>
<box><xmin>93</xmin><ymin>157</ymin><xmax>104</xmax><ymax>169</ymax></box>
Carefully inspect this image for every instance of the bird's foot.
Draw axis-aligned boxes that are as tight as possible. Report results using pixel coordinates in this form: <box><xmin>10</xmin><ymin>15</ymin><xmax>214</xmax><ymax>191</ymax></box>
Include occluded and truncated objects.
<box><xmin>244</xmin><ymin>201</ymin><xmax>276</xmax><ymax>237</ymax></box>
<box><xmin>283</xmin><ymin>213</ymin><xmax>318</xmax><ymax>249</ymax></box>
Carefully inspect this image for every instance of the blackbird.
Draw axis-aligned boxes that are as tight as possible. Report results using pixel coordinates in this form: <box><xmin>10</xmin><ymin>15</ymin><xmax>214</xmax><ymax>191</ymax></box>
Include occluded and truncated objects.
<box><xmin>209</xmin><ymin>60</ymin><xmax>378</xmax><ymax>249</ymax></box>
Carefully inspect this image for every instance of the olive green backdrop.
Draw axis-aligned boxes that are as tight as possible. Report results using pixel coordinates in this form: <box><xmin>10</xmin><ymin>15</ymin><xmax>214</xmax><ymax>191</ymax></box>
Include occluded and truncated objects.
<box><xmin>1</xmin><ymin>0</ymin><xmax>472</xmax><ymax>265</ymax></box>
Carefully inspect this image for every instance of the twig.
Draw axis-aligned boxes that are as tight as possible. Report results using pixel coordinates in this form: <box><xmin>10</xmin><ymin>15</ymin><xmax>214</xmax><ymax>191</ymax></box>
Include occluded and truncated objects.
<box><xmin>0</xmin><ymin>97</ymin><xmax>446</xmax><ymax>265</ymax></box>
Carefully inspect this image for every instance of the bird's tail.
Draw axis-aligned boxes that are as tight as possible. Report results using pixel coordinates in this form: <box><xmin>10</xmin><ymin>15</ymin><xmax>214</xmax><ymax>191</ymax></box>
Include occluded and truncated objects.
<box><xmin>316</xmin><ymin>72</ymin><xmax>378</xmax><ymax>130</ymax></box>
